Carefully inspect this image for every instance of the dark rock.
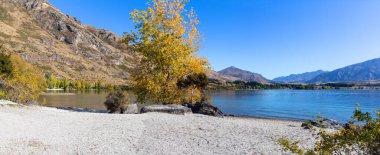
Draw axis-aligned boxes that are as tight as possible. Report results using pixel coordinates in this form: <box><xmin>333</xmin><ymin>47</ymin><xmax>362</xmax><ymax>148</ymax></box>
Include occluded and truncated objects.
<box><xmin>64</xmin><ymin>37</ymin><xmax>75</xmax><ymax>44</ymax></box>
<box><xmin>66</xmin><ymin>24</ymin><xmax>76</xmax><ymax>33</ymax></box>
<box><xmin>125</xmin><ymin>104</ymin><xmax>138</xmax><ymax>114</ymax></box>
<box><xmin>19</xmin><ymin>0</ymin><xmax>47</xmax><ymax>10</ymax></box>
<box><xmin>57</xmin><ymin>23</ymin><xmax>63</xmax><ymax>31</ymax></box>
<box><xmin>302</xmin><ymin>118</ymin><xmax>343</xmax><ymax>130</ymax></box>
<box><xmin>183</xmin><ymin>100</ymin><xmax>224</xmax><ymax>118</ymax></box>
<box><xmin>140</xmin><ymin>105</ymin><xmax>192</xmax><ymax>115</ymax></box>
<box><xmin>85</xmin><ymin>26</ymin><xmax>120</xmax><ymax>47</ymax></box>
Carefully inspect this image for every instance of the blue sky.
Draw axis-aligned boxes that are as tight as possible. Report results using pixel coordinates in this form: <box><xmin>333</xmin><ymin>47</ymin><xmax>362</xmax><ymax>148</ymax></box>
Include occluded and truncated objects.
<box><xmin>49</xmin><ymin>0</ymin><xmax>380</xmax><ymax>79</ymax></box>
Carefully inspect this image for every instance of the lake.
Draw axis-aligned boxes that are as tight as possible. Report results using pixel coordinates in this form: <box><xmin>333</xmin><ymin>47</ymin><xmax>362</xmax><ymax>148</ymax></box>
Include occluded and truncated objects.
<box><xmin>38</xmin><ymin>90</ymin><xmax>380</xmax><ymax>122</ymax></box>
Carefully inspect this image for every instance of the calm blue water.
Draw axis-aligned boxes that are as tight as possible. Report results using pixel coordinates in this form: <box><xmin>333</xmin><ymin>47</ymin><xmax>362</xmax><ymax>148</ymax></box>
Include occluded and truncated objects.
<box><xmin>210</xmin><ymin>90</ymin><xmax>380</xmax><ymax>123</ymax></box>
<box><xmin>40</xmin><ymin>90</ymin><xmax>380</xmax><ymax>123</ymax></box>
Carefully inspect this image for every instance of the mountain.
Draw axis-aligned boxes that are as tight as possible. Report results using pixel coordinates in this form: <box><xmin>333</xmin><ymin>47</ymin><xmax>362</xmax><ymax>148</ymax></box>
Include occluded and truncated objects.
<box><xmin>217</xmin><ymin>66</ymin><xmax>271</xmax><ymax>84</ymax></box>
<box><xmin>273</xmin><ymin>70</ymin><xmax>326</xmax><ymax>83</ymax></box>
<box><xmin>0</xmin><ymin>0</ymin><xmax>133</xmax><ymax>84</ymax></box>
<box><xmin>207</xmin><ymin>70</ymin><xmax>239</xmax><ymax>82</ymax></box>
<box><xmin>308</xmin><ymin>58</ymin><xmax>380</xmax><ymax>83</ymax></box>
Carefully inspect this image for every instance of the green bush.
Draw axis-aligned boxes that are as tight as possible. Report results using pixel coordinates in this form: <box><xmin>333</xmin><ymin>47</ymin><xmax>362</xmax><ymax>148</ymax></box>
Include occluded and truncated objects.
<box><xmin>278</xmin><ymin>106</ymin><xmax>380</xmax><ymax>155</ymax></box>
<box><xmin>177</xmin><ymin>73</ymin><xmax>209</xmax><ymax>90</ymax></box>
<box><xmin>0</xmin><ymin>52</ymin><xmax>46</xmax><ymax>103</ymax></box>
<box><xmin>0</xmin><ymin>52</ymin><xmax>12</xmax><ymax>75</ymax></box>
<box><xmin>177</xmin><ymin>73</ymin><xmax>209</xmax><ymax>103</ymax></box>
<box><xmin>104</xmin><ymin>91</ymin><xmax>129</xmax><ymax>114</ymax></box>
<box><xmin>45</xmin><ymin>74</ymin><xmax>118</xmax><ymax>91</ymax></box>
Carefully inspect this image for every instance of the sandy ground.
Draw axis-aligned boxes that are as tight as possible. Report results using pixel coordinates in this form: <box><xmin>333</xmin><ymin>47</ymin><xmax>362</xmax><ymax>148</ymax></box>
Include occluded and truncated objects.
<box><xmin>0</xmin><ymin>100</ymin><xmax>17</xmax><ymax>105</ymax></box>
<box><xmin>0</xmin><ymin>103</ymin><xmax>316</xmax><ymax>155</ymax></box>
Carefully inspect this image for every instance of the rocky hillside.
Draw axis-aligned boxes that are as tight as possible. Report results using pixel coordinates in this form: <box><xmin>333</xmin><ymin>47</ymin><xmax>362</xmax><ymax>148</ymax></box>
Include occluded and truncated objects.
<box><xmin>0</xmin><ymin>0</ymin><xmax>133</xmax><ymax>84</ymax></box>
<box><xmin>273</xmin><ymin>70</ymin><xmax>326</xmax><ymax>83</ymax></box>
<box><xmin>218</xmin><ymin>66</ymin><xmax>271</xmax><ymax>84</ymax></box>
<box><xmin>308</xmin><ymin>58</ymin><xmax>380</xmax><ymax>83</ymax></box>
<box><xmin>206</xmin><ymin>70</ymin><xmax>239</xmax><ymax>82</ymax></box>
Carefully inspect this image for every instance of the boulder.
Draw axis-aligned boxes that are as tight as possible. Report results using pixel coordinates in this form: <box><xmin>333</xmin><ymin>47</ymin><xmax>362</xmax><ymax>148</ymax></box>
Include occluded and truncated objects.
<box><xmin>140</xmin><ymin>105</ymin><xmax>192</xmax><ymax>115</ymax></box>
<box><xmin>183</xmin><ymin>100</ymin><xmax>224</xmax><ymax>118</ymax></box>
<box><xmin>125</xmin><ymin>104</ymin><xmax>138</xmax><ymax>114</ymax></box>
<box><xmin>66</xmin><ymin>24</ymin><xmax>76</xmax><ymax>33</ymax></box>
<box><xmin>302</xmin><ymin>118</ymin><xmax>343</xmax><ymax>130</ymax></box>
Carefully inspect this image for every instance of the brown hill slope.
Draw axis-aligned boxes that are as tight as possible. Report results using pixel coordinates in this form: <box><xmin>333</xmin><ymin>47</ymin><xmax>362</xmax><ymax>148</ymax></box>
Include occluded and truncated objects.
<box><xmin>218</xmin><ymin>66</ymin><xmax>271</xmax><ymax>84</ymax></box>
<box><xmin>0</xmin><ymin>0</ymin><xmax>133</xmax><ymax>84</ymax></box>
<box><xmin>206</xmin><ymin>70</ymin><xmax>239</xmax><ymax>82</ymax></box>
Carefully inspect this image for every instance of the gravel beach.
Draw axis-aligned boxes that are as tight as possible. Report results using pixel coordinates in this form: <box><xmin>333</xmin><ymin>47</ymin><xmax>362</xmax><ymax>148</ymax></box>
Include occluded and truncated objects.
<box><xmin>0</xmin><ymin>104</ymin><xmax>315</xmax><ymax>155</ymax></box>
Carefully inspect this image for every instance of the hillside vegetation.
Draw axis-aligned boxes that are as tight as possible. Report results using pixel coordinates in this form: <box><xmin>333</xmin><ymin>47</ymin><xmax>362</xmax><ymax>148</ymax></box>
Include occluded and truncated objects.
<box><xmin>0</xmin><ymin>46</ymin><xmax>45</xmax><ymax>103</ymax></box>
<box><xmin>0</xmin><ymin>0</ymin><xmax>133</xmax><ymax>85</ymax></box>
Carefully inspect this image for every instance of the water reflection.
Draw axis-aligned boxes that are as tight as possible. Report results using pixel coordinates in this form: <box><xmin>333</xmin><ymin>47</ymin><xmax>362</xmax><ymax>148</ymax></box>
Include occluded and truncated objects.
<box><xmin>39</xmin><ymin>90</ymin><xmax>134</xmax><ymax>110</ymax></box>
<box><xmin>38</xmin><ymin>89</ymin><xmax>380</xmax><ymax>122</ymax></box>
<box><xmin>210</xmin><ymin>90</ymin><xmax>380</xmax><ymax>122</ymax></box>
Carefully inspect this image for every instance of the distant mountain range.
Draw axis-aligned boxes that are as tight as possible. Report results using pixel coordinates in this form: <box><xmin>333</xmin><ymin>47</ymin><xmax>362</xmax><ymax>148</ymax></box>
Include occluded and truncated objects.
<box><xmin>215</xmin><ymin>57</ymin><xmax>380</xmax><ymax>84</ymax></box>
<box><xmin>273</xmin><ymin>70</ymin><xmax>327</xmax><ymax>83</ymax></box>
<box><xmin>229</xmin><ymin>58</ymin><xmax>380</xmax><ymax>84</ymax></box>
<box><xmin>308</xmin><ymin>58</ymin><xmax>380</xmax><ymax>83</ymax></box>
<box><xmin>272</xmin><ymin>58</ymin><xmax>380</xmax><ymax>84</ymax></box>
<box><xmin>217</xmin><ymin>66</ymin><xmax>271</xmax><ymax>84</ymax></box>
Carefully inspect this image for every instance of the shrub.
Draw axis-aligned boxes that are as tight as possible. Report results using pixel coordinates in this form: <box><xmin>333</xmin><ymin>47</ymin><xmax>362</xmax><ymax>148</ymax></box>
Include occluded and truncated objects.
<box><xmin>177</xmin><ymin>73</ymin><xmax>209</xmax><ymax>103</ymax></box>
<box><xmin>0</xmin><ymin>52</ymin><xmax>12</xmax><ymax>75</ymax></box>
<box><xmin>2</xmin><ymin>56</ymin><xmax>46</xmax><ymax>103</ymax></box>
<box><xmin>177</xmin><ymin>73</ymin><xmax>209</xmax><ymax>90</ymax></box>
<box><xmin>278</xmin><ymin>106</ymin><xmax>380</xmax><ymax>155</ymax></box>
<box><xmin>0</xmin><ymin>46</ymin><xmax>46</xmax><ymax>103</ymax></box>
<box><xmin>44</xmin><ymin>74</ymin><xmax>116</xmax><ymax>91</ymax></box>
<box><xmin>104</xmin><ymin>91</ymin><xmax>129</xmax><ymax>114</ymax></box>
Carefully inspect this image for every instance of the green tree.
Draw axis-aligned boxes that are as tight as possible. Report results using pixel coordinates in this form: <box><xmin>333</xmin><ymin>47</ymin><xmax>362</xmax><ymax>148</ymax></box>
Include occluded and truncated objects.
<box><xmin>84</xmin><ymin>82</ymin><xmax>92</xmax><ymax>90</ymax></box>
<box><xmin>61</xmin><ymin>78</ymin><xmax>69</xmax><ymax>90</ymax></box>
<box><xmin>278</xmin><ymin>106</ymin><xmax>380</xmax><ymax>155</ymax></box>
<box><xmin>124</xmin><ymin>0</ymin><xmax>208</xmax><ymax>104</ymax></box>
<box><xmin>0</xmin><ymin>51</ymin><xmax>46</xmax><ymax>103</ymax></box>
<box><xmin>104</xmin><ymin>91</ymin><xmax>129</xmax><ymax>114</ymax></box>
<box><xmin>74</xmin><ymin>81</ymin><xmax>81</xmax><ymax>90</ymax></box>
<box><xmin>177</xmin><ymin>72</ymin><xmax>208</xmax><ymax>103</ymax></box>
<box><xmin>0</xmin><ymin>52</ymin><xmax>12</xmax><ymax>75</ymax></box>
<box><xmin>95</xmin><ymin>80</ymin><xmax>102</xmax><ymax>90</ymax></box>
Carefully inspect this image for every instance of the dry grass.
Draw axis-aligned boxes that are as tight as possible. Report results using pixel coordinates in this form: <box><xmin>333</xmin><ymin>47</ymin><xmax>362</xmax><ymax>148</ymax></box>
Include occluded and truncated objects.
<box><xmin>0</xmin><ymin>0</ymin><xmax>132</xmax><ymax>85</ymax></box>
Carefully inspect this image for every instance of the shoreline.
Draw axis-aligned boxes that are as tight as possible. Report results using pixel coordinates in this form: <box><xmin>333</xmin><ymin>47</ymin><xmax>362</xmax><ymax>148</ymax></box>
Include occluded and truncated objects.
<box><xmin>225</xmin><ymin>114</ymin><xmax>306</xmax><ymax>123</ymax></box>
<box><xmin>0</xmin><ymin>104</ymin><xmax>315</xmax><ymax>154</ymax></box>
<box><xmin>42</xmin><ymin>104</ymin><xmax>308</xmax><ymax>123</ymax></box>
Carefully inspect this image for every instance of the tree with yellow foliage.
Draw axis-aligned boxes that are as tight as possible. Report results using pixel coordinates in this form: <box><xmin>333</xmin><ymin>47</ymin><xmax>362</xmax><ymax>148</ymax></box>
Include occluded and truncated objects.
<box><xmin>0</xmin><ymin>46</ymin><xmax>45</xmax><ymax>103</ymax></box>
<box><xmin>124</xmin><ymin>0</ymin><xmax>208</xmax><ymax>104</ymax></box>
